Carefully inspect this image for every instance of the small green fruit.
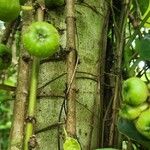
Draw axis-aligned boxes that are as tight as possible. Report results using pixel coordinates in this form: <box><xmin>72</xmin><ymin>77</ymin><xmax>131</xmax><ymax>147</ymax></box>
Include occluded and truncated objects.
<box><xmin>135</xmin><ymin>108</ymin><xmax>150</xmax><ymax>139</ymax></box>
<box><xmin>0</xmin><ymin>0</ymin><xmax>20</xmax><ymax>22</ymax></box>
<box><xmin>63</xmin><ymin>137</ymin><xmax>81</xmax><ymax>150</ymax></box>
<box><xmin>22</xmin><ymin>21</ymin><xmax>60</xmax><ymax>58</ymax></box>
<box><xmin>45</xmin><ymin>0</ymin><xmax>64</xmax><ymax>8</ymax></box>
<box><xmin>0</xmin><ymin>44</ymin><xmax>12</xmax><ymax>70</ymax></box>
<box><xmin>119</xmin><ymin>103</ymin><xmax>149</xmax><ymax>120</ymax></box>
<box><xmin>122</xmin><ymin>77</ymin><xmax>148</xmax><ymax>106</ymax></box>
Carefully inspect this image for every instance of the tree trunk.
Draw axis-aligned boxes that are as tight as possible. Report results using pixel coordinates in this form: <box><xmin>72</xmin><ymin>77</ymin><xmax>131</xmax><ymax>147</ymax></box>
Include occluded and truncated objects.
<box><xmin>34</xmin><ymin>0</ymin><xmax>109</xmax><ymax>149</ymax></box>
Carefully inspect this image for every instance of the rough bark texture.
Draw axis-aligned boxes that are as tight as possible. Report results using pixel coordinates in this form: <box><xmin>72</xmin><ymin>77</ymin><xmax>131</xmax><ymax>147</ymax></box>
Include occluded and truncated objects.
<box><xmin>34</xmin><ymin>0</ymin><xmax>109</xmax><ymax>149</ymax></box>
<box><xmin>66</xmin><ymin>0</ymin><xmax>77</xmax><ymax>138</ymax></box>
<box><xmin>8</xmin><ymin>1</ymin><xmax>34</xmax><ymax>149</ymax></box>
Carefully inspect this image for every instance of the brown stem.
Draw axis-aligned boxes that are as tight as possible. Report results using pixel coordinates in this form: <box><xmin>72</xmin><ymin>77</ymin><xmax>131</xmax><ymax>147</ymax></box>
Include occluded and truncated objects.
<box><xmin>35</xmin><ymin>122</ymin><xmax>64</xmax><ymax>134</ymax></box>
<box><xmin>8</xmin><ymin>1</ymin><xmax>34</xmax><ymax>150</ymax></box>
<box><xmin>66</xmin><ymin>0</ymin><xmax>77</xmax><ymax>137</ymax></box>
<box><xmin>0</xmin><ymin>84</ymin><xmax>16</xmax><ymax>91</ymax></box>
<box><xmin>99</xmin><ymin>9</ymin><xmax>110</xmax><ymax>147</ymax></box>
<box><xmin>109</xmin><ymin>0</ymin><xmax>132</xmax><ymax>146</ymax></box>
<box><xmin>8</xmin><ymin>33</ymin><xmax>30</xmax><ymax>150</ymax></box>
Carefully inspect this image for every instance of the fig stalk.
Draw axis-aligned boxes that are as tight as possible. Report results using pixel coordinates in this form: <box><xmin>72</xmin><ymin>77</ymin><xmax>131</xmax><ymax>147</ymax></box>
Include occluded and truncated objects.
<box><xmin>23</xmin><ymin>3</ymin><xmax>44</xmax><ymax>150</ymax></box>
<box><xmin>21</xmin><ymin>5</ymin><xmax>33</xmax><ymax>11</ymax></box>
<box><xmin>24</xmin><ymin>57</ymin><xmax>39</xmax><ymax>150</ymax></box>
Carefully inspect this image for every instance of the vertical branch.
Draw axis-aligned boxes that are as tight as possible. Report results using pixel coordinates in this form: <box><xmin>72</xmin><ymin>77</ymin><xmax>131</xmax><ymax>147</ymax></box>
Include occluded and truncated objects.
<box><xmin>24</xmin><ymin>57</ymin><xmax>40</xmax><ymax>150</ymax></box>
<box><xmin>23</xmin><ymin>3</ymin><xmax>44</xmax><ymax>150</ymax></box>
<box><xmin>8</xmin><ymin>1</ymin><xmax>33</xmax><ymax>150</ymax></box>
<box><xmin>9</xmin><ymin>46</ymin><xmax>30</xmax><ymax>150</ymax></box>
<box><xmin>66</xmin><ymin>0</ymin><xmax>77</xmax><ymax>137</ymax></box>
<box><xmin>100</xmin><ymin>11</ymin><xmax>110</xmax><ymax>147</ymax></box>
<box><xmin>109</xmin><ymin>0</ymin><xmax>132</xmax><ymax>146</ymax></box>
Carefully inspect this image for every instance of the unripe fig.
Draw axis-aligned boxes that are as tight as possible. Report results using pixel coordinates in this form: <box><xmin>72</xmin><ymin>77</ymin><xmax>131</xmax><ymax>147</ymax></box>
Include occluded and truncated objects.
<box><xmin>122</xmin><ymin>77</ymin><xmax>149</xmax><ymax>106</ymax></box>
<box><xmin>0</xmin><ymin>0</ymin><xmax>20</xmax><ymax>22</ymax></box>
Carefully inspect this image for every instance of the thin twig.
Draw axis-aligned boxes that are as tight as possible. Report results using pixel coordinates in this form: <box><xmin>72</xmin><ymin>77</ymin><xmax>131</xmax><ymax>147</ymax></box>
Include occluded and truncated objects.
<box><xmin>101</xmin><ymin>96</ymin><xmax>113</xmax><ymax>146</ymax></box>
<box><xmin>35</xmin><ymin>122</ymin><xmax>64</xmax><ymax>134</ymax></box>
<box><xmin>76</xmin><ymin>76</ymin><xmax>97</xmax><ymax>82</ymax></box>
<box><xmin>57</xmin><ymin>96</ymin><xmax>67</xmax><ymax>150</ymax></box>
<box><xmin>66</xmin><ymin>56</ymin><xmax>79</xmax><ymax>95</ymax></box>
<box><xmin>38</xmin><ymin>73</ymin><xmax>66</xmax><ymax>90</ymax></box>
<box><xmin>37</xmin><ymin>93</ymin><xmax>65</xmax><ymax>99</ymax></box>
<box><xmin>77</xmin><ymin>71</ymin><xmax>97</xmax><ymax>77</ymax></box>
<box><xmin>0</xmin><ymin>84</ymin><xmax>16</xmax><ymax>91</ymax></box>
<box><xmin>109</xmin><ymin>0</ymin><xmax>132</xmax><ymax>146</ymax></box>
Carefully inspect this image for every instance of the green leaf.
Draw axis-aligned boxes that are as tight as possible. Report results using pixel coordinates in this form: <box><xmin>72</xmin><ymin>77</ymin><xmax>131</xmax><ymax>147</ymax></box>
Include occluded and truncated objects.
<box><xmin>4</xmin><ymin>76</ymin><xmax>16</xmax><ymax>87</ymax></box>
<box><xmin>117</xmin><ymin>117</ymin><xmax>150</xmax><ymax>148</ymax></box>
<box><xmin>63</xmin><ymin>137</ymin><xmax>81</xmax><ymax>150</ymax></box>
<box><xmin>141</xmin><ymin>2</ymin><xmax>150</xmax><ymax>28</ymax></box>
<box><xmin>124</xmin><ymin>47</ymin><xmax>134</xmax><ymax>65</ymax></box>
<box><xmin>123</xmin><ymin>47</ymin><xmax>135</xmax><ymax>76</ymax></box>
<box><xmin>132</xmin><ymin>0</ymin><xmax>150</xmax><ymax>27</ymax></box>
<box><xmin>135</xmin><ymin>34</ymin><xmax>150</xmax><ymax>60</ymax></box>
<box><xmin>0</xmin><ymin>121</ymin><xmax>11</xmax><ymax>130</ymax></box>
<box><xmin>0</xmin><ymin>90</ymin><xmax>8</xmax><ymax>102</ymax></box>
<box><xmin>0</xmin><ymin>90</ymin><xmax>12</xmax><ymax>103</ymax></box>
<box><xmin>137</xmin><ymin>0</ymin><xmax>149</xmax><ymax>16</ymax></box>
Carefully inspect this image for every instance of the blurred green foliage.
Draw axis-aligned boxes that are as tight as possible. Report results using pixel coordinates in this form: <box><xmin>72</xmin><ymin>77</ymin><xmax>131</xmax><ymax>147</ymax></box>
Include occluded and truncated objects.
<box><xmin>0</xmin><ymin>67</ymin><xmax>17</xmax><ymax>149</ymax></box>
<box><xmin>0</xmin><ymin>90</ymin><xmax>13</xmax><ymax>149</ymax></box>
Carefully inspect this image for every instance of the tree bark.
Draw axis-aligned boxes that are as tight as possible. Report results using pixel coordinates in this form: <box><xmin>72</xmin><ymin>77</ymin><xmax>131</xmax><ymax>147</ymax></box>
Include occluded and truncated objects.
<box><xmin>34</xmin><ymin>0</ymin><xmax>109</xmax><ymax>149</ymax></box>
<box><xmin>8</xmin><ymin>1</ymin><xmax>34</xmax><ymax>149</ymax></box>
<box><xmin>66</xmin><ymin>0</ymin><xmax>77</xmax><ymax>138</ymax></box>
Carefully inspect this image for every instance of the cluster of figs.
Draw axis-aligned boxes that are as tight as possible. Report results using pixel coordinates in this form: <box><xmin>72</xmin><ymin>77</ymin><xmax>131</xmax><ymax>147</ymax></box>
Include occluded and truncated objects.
<box><xmin>0</xmin><ymin>0</ymin><xmax>64</xmax><ymax>70</ymax></box>
<box><xmin>120</xmin><ymin>77</ymin><xmax>150</xmax><ymax>139</ymax></box>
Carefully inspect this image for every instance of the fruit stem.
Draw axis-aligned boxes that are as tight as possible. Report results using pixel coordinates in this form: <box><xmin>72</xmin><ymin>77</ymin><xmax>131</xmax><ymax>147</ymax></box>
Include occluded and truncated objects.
<box><xmin>24</xmin><ymin>57</ymin><xmax>39</xmax><ymax>150</ymax></box>
<box><xmin>63</xmin><ymin>126</ymin><xmax>68</xmax><ymax>139</ymax></box>
<box><xmin>21</xmin><ymin>5</ymin><xmax>33</xmax><ymax>11</ymax></box>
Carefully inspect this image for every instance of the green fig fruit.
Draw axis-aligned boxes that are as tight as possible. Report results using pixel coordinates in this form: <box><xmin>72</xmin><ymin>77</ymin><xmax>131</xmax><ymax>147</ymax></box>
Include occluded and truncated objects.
<box><xmin>45</xmin><ymin>0</ymin><xmax>64</xmax><ymax>8</ymax></box>
<box><xmin>119</xmin><ymin>103</ymin><xmax>149</xmax><ymax>120</ymax></box>
<box><xmin>63</xmin><ymin>137</ymin><xmax>81</xmax><ymax>150</ymax></box>
<box><xmin>22</xmin><ymin>21</ymin><xmax>60</xmax><ymax>58</ymax></box>
<box><xmin>122</xmin><ymin>77</ymin><xmax>149</xmax><ymax>106</ymax></box>
<box><xmin>135</xmin><ymin>108</ymin><xmax>150</xmax><ymax>139</ymax></box>
<box><xmin>0</xmin><ymin>0</ymin><xmax>20</xmax><ymax>22</ymax></box>
<box><xmin>0</xmin><ymin>44</ymin><xmax>12</xmax><ymax>70</ymax></box>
